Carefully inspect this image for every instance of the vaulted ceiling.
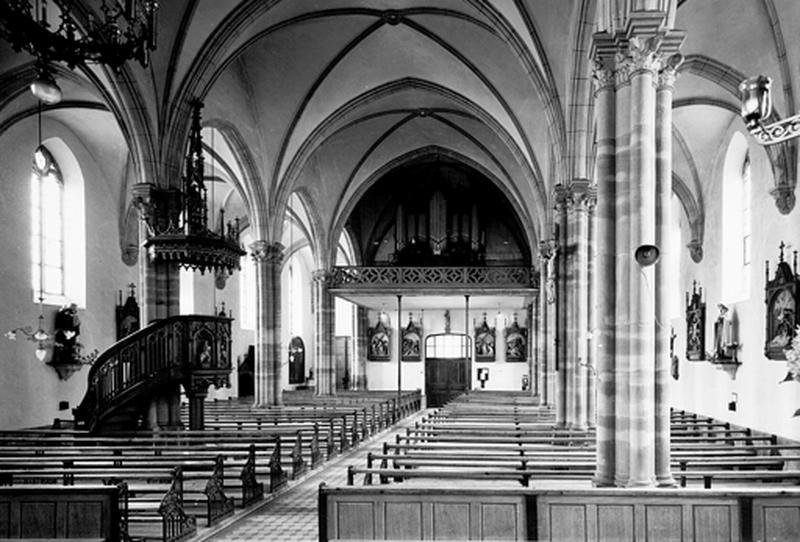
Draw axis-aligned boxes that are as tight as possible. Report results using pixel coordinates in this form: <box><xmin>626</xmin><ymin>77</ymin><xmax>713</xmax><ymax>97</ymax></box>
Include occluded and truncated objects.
<box><xmin>0</xmin><ymin>0</ymin><xmax>795</xmax><ymax>267</ymax></box>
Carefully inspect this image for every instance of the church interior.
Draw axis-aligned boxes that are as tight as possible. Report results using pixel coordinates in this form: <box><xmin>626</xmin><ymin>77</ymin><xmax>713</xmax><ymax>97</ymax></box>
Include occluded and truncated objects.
<box><xmin>2</xmin><ymin>1</ymin><xmax>800</xmax><ymax>540</ymax></box>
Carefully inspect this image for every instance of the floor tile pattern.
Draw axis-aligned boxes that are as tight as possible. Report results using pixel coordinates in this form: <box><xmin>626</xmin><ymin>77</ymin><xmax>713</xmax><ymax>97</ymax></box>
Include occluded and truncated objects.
<box><xmin>197</xmin><ymin>411</ymin><xmax>427</xmax><ymax>542</ymax></box>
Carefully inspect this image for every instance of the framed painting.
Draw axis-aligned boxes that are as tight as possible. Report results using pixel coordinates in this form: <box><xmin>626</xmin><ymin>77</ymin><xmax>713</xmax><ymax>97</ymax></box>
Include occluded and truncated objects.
<box><xmin>401</xmin><ymin>313</ymin><xmax>422</xmax><ymax>361</ymax></box>
<box><xmin>368</xmin><ymin>318</ymin><xmax>391</xmax><ymax>361</ymax></box>
<box><xmin>765</xmin><ymin>242</ymin><xmax>800</xmax><ymax>360</ymax></box>
<box><xmin>685</xmin><ymin>280</ymin><xmax>705</xmax><ymax>361</ymax></box>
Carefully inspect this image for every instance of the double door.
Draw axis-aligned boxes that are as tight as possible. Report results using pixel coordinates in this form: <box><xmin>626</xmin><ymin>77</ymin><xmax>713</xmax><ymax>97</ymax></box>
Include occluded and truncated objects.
<box><xmin>425</xmin><ymin>357</ymin><xmax>468</xmax><ymax>407</ymax></box>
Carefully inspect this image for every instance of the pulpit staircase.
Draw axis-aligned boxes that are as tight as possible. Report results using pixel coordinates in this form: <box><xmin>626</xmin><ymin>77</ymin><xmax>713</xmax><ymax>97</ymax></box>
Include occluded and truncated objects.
<box><xmin>73</xmin><ymin>315</ymin><xmax>233</xmax><ymax>434</ymax></box>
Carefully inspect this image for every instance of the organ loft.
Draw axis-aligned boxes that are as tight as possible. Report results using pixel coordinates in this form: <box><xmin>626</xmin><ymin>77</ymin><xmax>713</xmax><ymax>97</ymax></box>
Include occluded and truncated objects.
<box><xmin>0</xmin><ymin>1</ymin><xmax>800</xmax><ymax>541</ymax></box>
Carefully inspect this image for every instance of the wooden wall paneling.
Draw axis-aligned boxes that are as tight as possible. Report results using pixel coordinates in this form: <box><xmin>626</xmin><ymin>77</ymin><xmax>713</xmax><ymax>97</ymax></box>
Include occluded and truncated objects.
<box><xmin>752</xmin><ymin>497</ymin><xmax>800</xmax><ymax>542</ymax></box>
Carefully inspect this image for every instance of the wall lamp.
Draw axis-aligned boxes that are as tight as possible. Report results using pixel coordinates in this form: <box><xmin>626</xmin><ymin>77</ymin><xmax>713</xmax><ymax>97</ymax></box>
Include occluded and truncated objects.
<box><xmin>740</xmin><ymin>75</ymin><xmax>800</xmax><ymax>145</ymax></box>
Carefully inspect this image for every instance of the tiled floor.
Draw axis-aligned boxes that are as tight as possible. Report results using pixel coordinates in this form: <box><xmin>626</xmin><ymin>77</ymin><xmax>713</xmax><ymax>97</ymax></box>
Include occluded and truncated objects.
<box><xmin>196</xmin><ymin>410</ymin><xmax>429</xmax><ymax>542</ymax></box>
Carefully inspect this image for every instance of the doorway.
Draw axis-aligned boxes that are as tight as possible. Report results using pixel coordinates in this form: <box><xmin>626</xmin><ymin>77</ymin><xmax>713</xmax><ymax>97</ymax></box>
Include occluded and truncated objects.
<box><xmin>424</xmin><ymin>333</ymin><xmax>471</xmax><ymax>407</ymax></box>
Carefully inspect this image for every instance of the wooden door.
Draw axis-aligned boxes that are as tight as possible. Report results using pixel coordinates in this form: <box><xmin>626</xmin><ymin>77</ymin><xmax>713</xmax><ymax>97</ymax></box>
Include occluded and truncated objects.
<box><xmin>425</xmin><ymin>358</ymin><xmax>468</xmax><ymax>407</ymax></box>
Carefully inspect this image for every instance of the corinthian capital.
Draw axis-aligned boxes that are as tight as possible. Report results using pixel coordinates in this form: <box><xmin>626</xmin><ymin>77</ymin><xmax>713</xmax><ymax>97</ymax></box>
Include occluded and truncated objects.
<box><xmin>657</xmin><ymin>53</ymin><xmax>684</xmax><ymax>89</ymax></box>
<box><xmin>250</xmin><ymin>241</ymin><xmax>284</xmax><ymax>264</ymax></box>
<box><xmin>553</xmin><ymin>183</ymin><xmax>569</xmax><ymax>214</ymax></box>
<box><xmin>591</xmin><ymin>57</ymin><xmax>615</xmax><ymax>92</ymax></box>
<box><xmin>312</xmin><ymin>269</ymin><xmax>332</xmax><ymax>284</ymax></box>
<box><xmin>628</xmin><ymin>35</ymin><xmax>663</xmax><ymax>75</ymax></box>
<box><xmin>567</xmin><ymin>179</ymin><xmax>596</xmax><ymax>213</ymax></box>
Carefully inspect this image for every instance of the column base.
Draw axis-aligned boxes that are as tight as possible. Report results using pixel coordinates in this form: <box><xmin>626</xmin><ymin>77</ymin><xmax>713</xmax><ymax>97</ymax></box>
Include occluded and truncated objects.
<box><xmin>592</xmin><ymin>475</ymin><xmax>616</xmax><ymax>487</ymax></box>
<box><xmin>625</xmin><ymin>477</ymin><xmax>656</xmax><ymax>488</ymax></box>
<box><xmin>657</xmin><ymin>475</ymin><xmax>678</xmax><ymax>487</ymax></box>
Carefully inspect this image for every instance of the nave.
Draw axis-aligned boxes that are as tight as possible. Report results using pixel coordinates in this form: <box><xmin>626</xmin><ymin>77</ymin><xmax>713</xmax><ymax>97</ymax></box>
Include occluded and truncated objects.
<box><xmin>2</xmin><ymin>390</ymin><xmax>799</xmax><ymax>541</ymax></box>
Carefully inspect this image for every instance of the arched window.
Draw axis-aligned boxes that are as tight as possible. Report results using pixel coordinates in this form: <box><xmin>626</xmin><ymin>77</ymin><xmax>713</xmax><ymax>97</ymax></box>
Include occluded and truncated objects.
<box><xmin>741</xmin><ymin>151</ymin><xmax>752</xmax><ymax>276</ymax></box>
<box><xmin>721</xmin><ymin>134</ymin><xmax>751</xmax><ymax>303</ymax></box>
<box><xmin>31</xmin><ymin>146</ymin><xmax>64</xmax><ymax>301</ymax></box>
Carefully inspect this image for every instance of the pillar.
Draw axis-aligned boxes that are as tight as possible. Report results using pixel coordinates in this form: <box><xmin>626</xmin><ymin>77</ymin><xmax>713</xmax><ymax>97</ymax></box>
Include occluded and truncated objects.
<box><xmin>355</xmin><ymin>306</ymin><xmax>369</xmax><ymax>390</ymax></box>
<box><xmin>565</xmin><ymin>181</ymin><xmax>595</xmax><ymax>430</ymax></box>
<box><xmin>553</xmin><ymin>185</ymin><xmax>569</xmax><ymax>428</ymax></box>
<box><xmin>141</xmin><ymin>260</ymin><xmax>180</xmax><ymax>323</ymax></box>
<box><xmin>590</xmin><ymin>9</ymin><xmax>685</xmax><ymax>487</ymax></box>
<box><xmin>528</xmin><ymin>300</ymin><xmax>537</xmax><ymax>397</ymax></box>
<box><xmin>655</xmin><ymin>53</ymin><xmax>683</xmax><ymax>487</ymax></box>
<box><xmin>396</xmin><ymin>294</ymin><xmax>403</xmax><ymax>403</ymax></box>
<box><xmin>591</xmin><ymin>49</ymin><xmax>617</xmax><ymax>486</ymax></box>
<box><xmin>313</xmin><ymin>270</ymin><xmax>335</xmax><ymax>395</ymax></box>
<box><xmin>587</xmin><ymin>197</ymin><xmax>597</xmax><ymax>428</ymax></box>
<box><xmin>251</xmin><ymin>240</ymin><xmax>284</xmax><ymax>407</ymax></box>
<box><xmin>626</xmin><ymin>35</ymin><xmax>659</xmax><ymax>487</ymax></box>
<box><xmin>539</xmin><ymin>239</ymin><xmax>558</xmax><ymax>408</ymax></box>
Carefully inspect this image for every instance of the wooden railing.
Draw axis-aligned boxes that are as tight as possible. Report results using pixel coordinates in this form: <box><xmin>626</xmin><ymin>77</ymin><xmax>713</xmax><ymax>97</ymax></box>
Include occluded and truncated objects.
<box><xmin>74</xmin><ymin>315</ymin><xmax>233</xmax><ymax>433</ymax></box>
<box><xmin>330</xmin><ymin>265</ymin><xmax>539</xmax><ymax>290</ymax></box>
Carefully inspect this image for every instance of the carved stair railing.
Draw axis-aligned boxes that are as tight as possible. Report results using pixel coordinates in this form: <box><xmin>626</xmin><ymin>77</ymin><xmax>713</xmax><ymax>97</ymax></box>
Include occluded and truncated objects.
<box><xmin>73</xmin><ymin>315</ymin><xmax>232</xmax><ymax>433</ymax></box>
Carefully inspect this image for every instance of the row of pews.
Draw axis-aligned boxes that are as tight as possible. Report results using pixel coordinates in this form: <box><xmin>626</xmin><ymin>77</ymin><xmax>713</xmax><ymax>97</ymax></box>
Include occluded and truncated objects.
<box><xmin>346</xmin><ymin>393</ymin><xmax>800</xmax><ymax>489</ymax></box>
<box><xmin>0</xmin><ymin>390</ymin><xmax>421</xmax><ymax>542</ymax></box>
<box><xmin>320</xmin><ymin>391</ymin><xmax>800</xmax><ymax>541</ymax></box>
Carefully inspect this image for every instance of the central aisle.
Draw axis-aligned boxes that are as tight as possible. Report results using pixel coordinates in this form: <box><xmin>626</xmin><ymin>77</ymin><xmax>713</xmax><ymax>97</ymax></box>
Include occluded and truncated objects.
<box><xmin>196</xmin><ymin>408</ymin><xmax>430</xmax><ymax>542</ymax></box>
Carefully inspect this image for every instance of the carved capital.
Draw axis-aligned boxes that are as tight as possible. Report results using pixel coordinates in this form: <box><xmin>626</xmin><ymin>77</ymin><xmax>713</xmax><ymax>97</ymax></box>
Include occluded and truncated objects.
<box><xmin>770</xmin><ymin>184</ymin><xmax>796</xmax><ymax>215</ymax></box>
<box><xmin>614</xmin><ymin>47</ymin><xmax>633</xmax><ymax>87</ymax></box>
<box><xmin>312</xmin><ymin>269</ymin><xmax>333</xmax><ymax>284</ymax></box>
<box><xmin>657</xmin><ymin>53</ymin><xmax>684</xmax><ymax>90</ymax></box>
<box><xmin>628</xmin><ymin>35</ymin><xmax>662</xmax><ymax>76</ymax></box>
<box><xmin>553</xmin><ymin>183</ymin><xmax>569</xmax><ymax>214</ymax></box>
<box><xmin>250</xmin><ymin>241</ymin><xmax>284</xmax><ymax>264</ymax></box>
<box><xmin>538</xmin><ymin>240</ymin><xmax>555</xmax><ymax>261</ymax></box>
<box><xmin>567</xmin><ymin>179</ymin><xmax>596</xmax><ymax>214</ymax></box>
<box><xmin>591</xmin><ymin>57</ymin><xmax>615</xmax><ymax>92</ymax></box>
<box><xmin>687</xmin><ymin>239</ymin><xmax>703</xmax><ymax>263</ymax></box>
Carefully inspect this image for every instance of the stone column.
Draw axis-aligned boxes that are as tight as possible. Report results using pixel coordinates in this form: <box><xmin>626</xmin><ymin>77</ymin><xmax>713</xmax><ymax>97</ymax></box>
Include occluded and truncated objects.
<box><xmin>132</xmin><ymin>183</ymin><xmax>180</xmax><ymax>323</ymax></box>
<box><xmin>577</xmin><ymin>183</ymin><xmax>596</xmax><ymax>430</ymax></box>
<box><xmin>355</xmin><ymin>306</ymin><xmax>369</xmax><ymax>390</ymax></box>
<box><xmin>313</xmin><ymin>270</ymin><xmax>335</xmax><ymax>395</ymax></box>
<box><xmin>530</xmin><ymin>299</ymin><xmax>537</xmax><ymax>396</ymax></box>
<box><xmin>591</xmin><ymin>50</ymin><xmax>617</xmax><ymax>486</ymax></box>
<box><xmin>251</xmin><ymin>240</ymin><xmax>284</xmax><ymax>407</ymax></box>
<box><xmin>141</xmin><ymin>260</ymin><xmax>179</xmax><ymax>323</ymax></box>
<box><xmin>587</xmin><ymin>196</ymin><xmax>597</xmax><ymax>428</ymax></box>
<box><xmin>540</xmin><ymin>239</ymin><xmax>558</xmax><ymax>408</ymax></box>
<box><xmin>536</xmin><ymin>249</ymin><xmax>549</xmax><ymax>404</ymax></box>
<box><xmin>612</xmin><ymin>45</ymin><xmax>634</xmax><ymax>487</ymax></box>
<box><xmin>654</xmin><ymin>53</ymin><xmax>683</xmax><ymax>487</ymax></box>
<box><xmin>626</xmin><ymin>35</ymin><xmax>660</xmax><ymax>487</ymax></box>
<box><xmin>552</xmin><ymin>185</ymin><xmax>569</xmax><ymax>428</ymax></box>
<box><xmin>591</xmin><ymin>12</ymin><xmax>685</xmax><ymax>487</ymax></box>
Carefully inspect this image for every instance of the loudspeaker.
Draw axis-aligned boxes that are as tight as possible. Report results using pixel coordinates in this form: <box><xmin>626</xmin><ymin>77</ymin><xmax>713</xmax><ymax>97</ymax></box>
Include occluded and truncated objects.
<box><xmin>634</xmin><ymin>244</ymin><xmax>660</xmax><ymax>266</ymax></box>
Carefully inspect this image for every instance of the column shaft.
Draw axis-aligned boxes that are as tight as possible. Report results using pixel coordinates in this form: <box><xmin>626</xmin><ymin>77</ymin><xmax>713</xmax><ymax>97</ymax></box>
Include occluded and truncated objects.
<box><xmin>655</xmin><ymin>59</ymin><xmax>681</xmax><ymax>486</ymax></box>
<box><xmin>252</xmin><ymin>241</ymin><xmax>284</xmax><ymax>407</ymax></box>
<box><xmin>575</xmin><ymin>195</ymin><xmax>592</xmax><ymax>429</ymax></box>
<box><xmin>613</xmin><ymin>68</ymin><xmax>633</xmax><ymax>487</ymax></box>
<box><xmin>355</xmin><ymin>307</ymin><xmax>369</xmax><ymax>390</ymax></box>
<box><xmin>553</xmin><ymin>191</ymin><xmax>568</xmax><ymax>428</ymax></box>
<box><xmin>627</xmin><ymin>56</ymin><xmax>657</xmax><ymax>488</ymax></box>
<box><xmin>592</xmin><ymin>61</ymin><xmax>617</xmax><ymax>486</ymax></box>
<box><xmin>313</xmin><ymin>270</ymin><xmax>335</xmax><ymax>395</ymax></box>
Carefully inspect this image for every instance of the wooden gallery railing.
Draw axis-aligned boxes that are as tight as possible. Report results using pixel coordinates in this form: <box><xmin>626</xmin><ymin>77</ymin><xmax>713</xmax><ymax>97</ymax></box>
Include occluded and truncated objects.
<box><xmin>74</xmin><ymin>315</ymin><xmax>233</xmax><ymax>433</ymax></box>
<box><xmin>330</xmin><ymin>265</ymin><xmax>539</xmax><ymax>290</ymax></box>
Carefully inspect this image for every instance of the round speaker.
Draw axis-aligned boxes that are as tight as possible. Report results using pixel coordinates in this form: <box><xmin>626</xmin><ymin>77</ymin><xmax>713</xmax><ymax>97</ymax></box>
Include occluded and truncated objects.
<box><xmin>634</xmin><ymin>244</ymin><xmax>661</xmax><ymax>267</ymax></box>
